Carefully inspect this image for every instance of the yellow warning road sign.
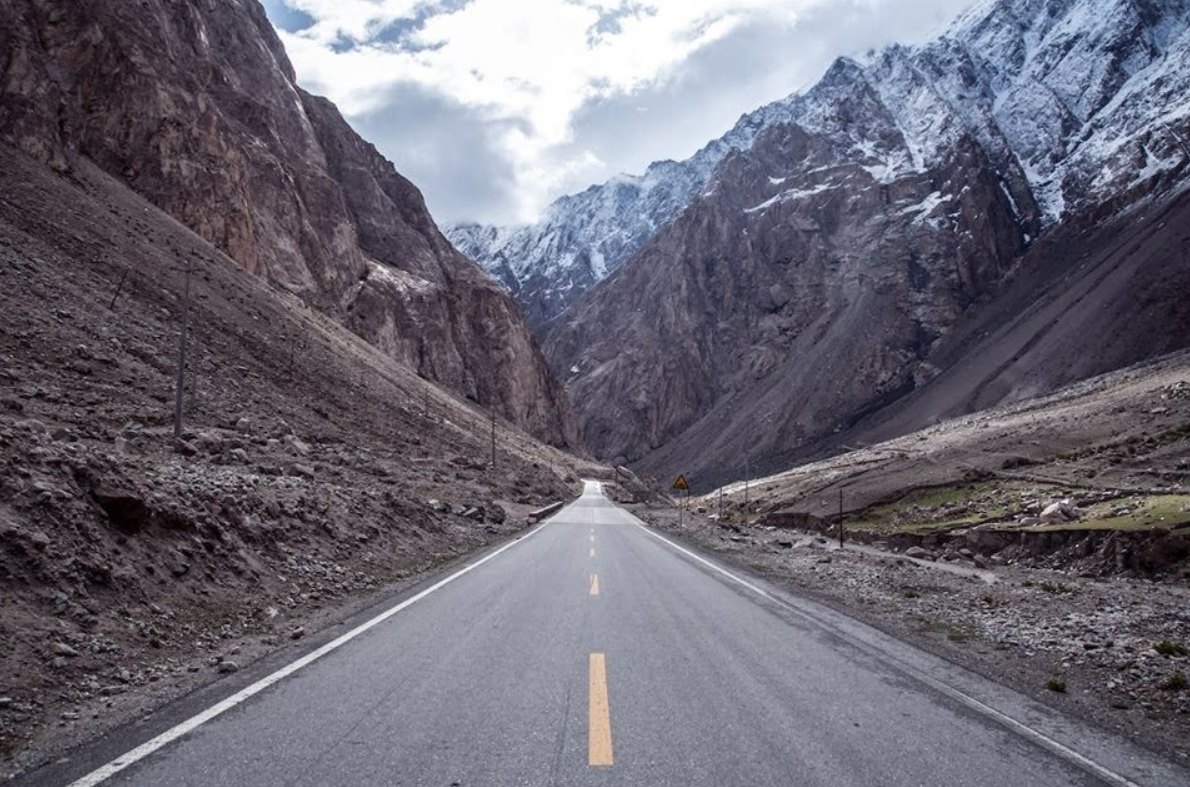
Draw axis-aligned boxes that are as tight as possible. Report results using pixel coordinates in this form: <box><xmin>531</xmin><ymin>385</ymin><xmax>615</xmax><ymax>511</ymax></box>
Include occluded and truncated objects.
<box><xmin>672</xmin><ymin>475</ymin><xmax>689</xmax><ymax>491</ymax></box>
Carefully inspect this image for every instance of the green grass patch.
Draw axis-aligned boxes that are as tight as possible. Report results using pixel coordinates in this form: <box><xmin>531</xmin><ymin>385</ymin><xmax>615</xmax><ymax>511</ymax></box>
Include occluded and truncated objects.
<box><xmin>1161</xmin><ymin>671</ymin><xmax>1188</xmax><ymax>692</ymax></box>
<box><xmin>1155</xmin><ymin>640</ymin><xmax>1188</xmax><ymax>657</ymax></box>
<box><xmin>1027</xmin><ymin>495</ymin><xmax>1190</xmax><ymax>533</ymax></box>
<box><xmin>1046</xmin><ymin>678</ymin><xmax>1067</xmax><ymax>693</ymax></box>
<box><xmin>847</xmin><ymin>482</ymin><xmax>1033</xmax><ymax>534</ymax></box>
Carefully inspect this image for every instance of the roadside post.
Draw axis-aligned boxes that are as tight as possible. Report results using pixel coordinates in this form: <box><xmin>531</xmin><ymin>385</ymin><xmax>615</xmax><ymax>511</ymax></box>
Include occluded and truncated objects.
<box><xmin>838</xmin><ymin>489</ymin><xmax>845</xmax><ymax>548</ymax></box>
<box><xmin>744</xmin><ymin>452</ymin><xmax>751</xmax><ymax>522</ymax></box>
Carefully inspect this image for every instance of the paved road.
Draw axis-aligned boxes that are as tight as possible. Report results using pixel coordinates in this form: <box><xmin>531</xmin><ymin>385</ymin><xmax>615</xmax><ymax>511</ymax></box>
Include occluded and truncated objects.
<box><xmin>30</xmin><ymin>482</ymin><xmax>1187</xmax><ymax>786</ymax></box>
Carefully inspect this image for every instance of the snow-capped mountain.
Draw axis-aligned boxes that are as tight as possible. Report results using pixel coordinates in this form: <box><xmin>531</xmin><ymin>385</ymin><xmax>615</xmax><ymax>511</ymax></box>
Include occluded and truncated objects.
<box><xmin>450</xmin><ymin>0</ymin><xmax>1190</xmax><ymax>334</ymax></box>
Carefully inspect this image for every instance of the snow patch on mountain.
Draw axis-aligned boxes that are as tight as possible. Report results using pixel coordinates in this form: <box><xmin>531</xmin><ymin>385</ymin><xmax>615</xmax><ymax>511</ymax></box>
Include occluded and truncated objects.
<box><xmin>447</xmin><ymin>0</ymin><xmax>1190</xmax><ymax>331</ymax></box>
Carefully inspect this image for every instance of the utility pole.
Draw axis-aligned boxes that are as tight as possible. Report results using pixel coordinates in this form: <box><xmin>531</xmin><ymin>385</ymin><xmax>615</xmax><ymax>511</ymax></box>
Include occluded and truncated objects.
<box><xmin>838</xmin><ymin>488</ymin><xmax>845</xmax><ymax>548</ymax></box>
<box><xmin>187</xmin><ymin>331</ymin><xmax>200</xmax><ymax>414</ymax></box>
<box><xmin>173</xmin><ymin>259</ymin><xmax>193</xmax><ymax>440</ymax></box>
<box><xmin>490</xmin><ymin>407</ymin><xmax>497</xmax><ymax>471</ymax></box>
<box><xmin>109</xmin><ymin>269</ymin><xmax>130</xmax><ymax>311</ymax></box>
<box><xmin>744</xmin><ymin>452</ymin><xmax>751</xmax><ymax>519</ymax></box>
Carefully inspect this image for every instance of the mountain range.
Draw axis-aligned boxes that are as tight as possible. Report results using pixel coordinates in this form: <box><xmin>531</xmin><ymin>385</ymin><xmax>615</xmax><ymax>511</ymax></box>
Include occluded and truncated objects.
<box><xmin>455</xmin><ymin>0</ymin><xmax>1190</xmax><ymax>485</ymax></box>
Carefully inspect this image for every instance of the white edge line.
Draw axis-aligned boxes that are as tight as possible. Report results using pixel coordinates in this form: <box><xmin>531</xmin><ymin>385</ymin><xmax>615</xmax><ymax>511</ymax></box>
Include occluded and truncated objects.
<box><xmin>629</xmin><ymin>521</ymin><xmax>1144</xmax><ymax>787</ymax></box>
<box><xmin>67</xmin><ymin>520</ymin><xmax>553</xmax><ymax>787</ymax></box>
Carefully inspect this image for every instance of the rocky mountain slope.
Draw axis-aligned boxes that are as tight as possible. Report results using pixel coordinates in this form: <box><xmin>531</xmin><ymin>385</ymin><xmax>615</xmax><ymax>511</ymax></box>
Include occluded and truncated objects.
<box><xmin>446</xmin><ymin>82</ymin><xmax>809</xmax><ymax>333</ymax></box>
<box><xmin>0</xmin><ymin>0</ymin><xmax>580</xmax><ymax>449</ymax></box>
<box><xmin>453</xmin><ymin>0</ymin><xmax>1190</xmax><ymax>338</ymax></box>
<box><xmin>543</xmin><ymin>0</ymin><xmax>1190</xmax><ymax>484</ymax></box>
<box><xmin>0</xmin><ymin>141</ymin><xmax>602</xmax><ymax>775</ymax></box>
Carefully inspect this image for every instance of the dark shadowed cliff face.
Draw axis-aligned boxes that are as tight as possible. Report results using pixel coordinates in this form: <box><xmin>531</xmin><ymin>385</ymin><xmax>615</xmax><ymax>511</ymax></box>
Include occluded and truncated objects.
<box><xmin>545</xmin><ymin>110</ymin><xmax>1029</xmax><ymax>472</ymax></box>
<box><xmin>0</xmin><ymin>0</ymin><xmax>580</xmax><ymax>448</ymax></box>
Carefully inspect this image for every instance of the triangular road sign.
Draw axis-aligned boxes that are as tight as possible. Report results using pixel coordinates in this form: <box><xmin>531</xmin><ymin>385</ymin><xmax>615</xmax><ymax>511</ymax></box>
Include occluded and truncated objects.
<box><xmin>672</xmin><ymin>475</ymin><xmax>689</xmax><ymax>491</ymax></box>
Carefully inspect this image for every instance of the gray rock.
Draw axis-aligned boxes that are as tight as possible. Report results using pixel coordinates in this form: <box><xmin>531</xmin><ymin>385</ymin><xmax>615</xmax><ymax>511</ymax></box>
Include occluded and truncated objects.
<box><xmin>166</xmin><ymin>550</ymin><xmax>190</xmax><ymax>577</ymax></box>
<box><xmin>52</xmin><ymin>642</ymin><xmax>79</xmax><ymax>657</ymax></box>
<box><xmin>173</xmin><ymin>439</ymin><xmax>198</xmax><ymax>457</ymax></box>
<box><xmin>289</xmin><ymin>463</ymin><xmax>315</xmax><ymax>479</ymax></box>
<box><xmin>289</xmin><ymin>627</ymin><xmax>305</xmax><ymax>640</ymax></box>
<box><xmin>217</xmin><ymin>660</ymin><xmax>239</xmax><ymax>673</ymax></box>
<box><xmin>284</xmin><ymin>435</ymin><xmax>311</xmax><ymax>456</ymax></box>
<box><xmin>905</xmin><ymin>547</ymin><xmax>933</xmax><ymax>560</ymax></box>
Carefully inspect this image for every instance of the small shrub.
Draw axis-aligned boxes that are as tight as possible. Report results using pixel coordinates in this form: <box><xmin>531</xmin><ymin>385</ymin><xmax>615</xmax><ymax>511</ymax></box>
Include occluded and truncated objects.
<box><xmin>1154</xmin><ymin>640</ymin><xmax>1188</xmax><ymax>657</ymax></box>
<box><xmin>1045</xmin><ymin>678</ymin><xmax>1067</xmax><ymax>693</ymax></box>
<box><xmin>1161</xmin><ymin>671</ymin><xmax>1188</xmax><ymax>692</ymax></box>
<box><xmin>903</xmin><ymin>590</ymin><xmax>921</xmax><ymax>599</ymax></box>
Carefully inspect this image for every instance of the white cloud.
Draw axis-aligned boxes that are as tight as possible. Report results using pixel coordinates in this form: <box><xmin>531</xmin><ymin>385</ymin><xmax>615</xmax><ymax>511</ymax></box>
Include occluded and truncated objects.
<box><xmin>266</xmin><ymin>0</ymin><xmax>973</xmax><ymax>224</ymax></box>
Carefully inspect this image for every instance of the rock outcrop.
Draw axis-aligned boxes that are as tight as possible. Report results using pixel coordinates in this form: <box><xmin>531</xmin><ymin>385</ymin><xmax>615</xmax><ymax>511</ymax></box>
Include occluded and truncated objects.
<box><xmin>0</xmin><ymin>0</ymin><xmax>580</xmax><ymax>448</ymax></box>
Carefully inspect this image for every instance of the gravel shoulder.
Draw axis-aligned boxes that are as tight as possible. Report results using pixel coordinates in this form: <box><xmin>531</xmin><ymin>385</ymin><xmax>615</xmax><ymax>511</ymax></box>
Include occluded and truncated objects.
<box><xmin>634</xmin><ymin>502</ymin><xmax>1190</xmax><ymax>767</ymax></box>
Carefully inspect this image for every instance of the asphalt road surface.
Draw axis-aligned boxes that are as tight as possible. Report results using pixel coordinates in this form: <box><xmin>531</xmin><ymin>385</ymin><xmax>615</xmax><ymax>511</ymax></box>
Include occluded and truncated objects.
<box><xmin>26</xmin><ymin>482</ymin><xmax>1188</xmax><ymax>786</ymax></box>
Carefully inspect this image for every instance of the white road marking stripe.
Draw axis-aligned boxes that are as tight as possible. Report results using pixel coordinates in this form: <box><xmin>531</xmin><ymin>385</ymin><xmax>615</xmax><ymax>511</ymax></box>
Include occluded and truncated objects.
<box><xmin>629</xmin><ymin>521</ymin><xmax>1143</xmax><ymax>787</ymax></box>
<box><xmin>67</xmin><ymin>521</ymin><xmax>554</xmax><ymax>787</ymax></box>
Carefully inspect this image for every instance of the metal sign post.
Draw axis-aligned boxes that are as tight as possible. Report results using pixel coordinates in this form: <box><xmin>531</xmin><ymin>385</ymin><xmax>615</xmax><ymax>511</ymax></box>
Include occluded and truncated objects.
<box><xmin>672</xmin><ymin>475</ymin><xmax>690</xmax><ymax>528</ymax></box>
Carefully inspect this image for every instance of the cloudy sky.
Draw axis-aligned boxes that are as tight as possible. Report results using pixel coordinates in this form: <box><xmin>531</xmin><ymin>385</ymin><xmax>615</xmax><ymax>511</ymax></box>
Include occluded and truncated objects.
<box><xmin>262</xmin><ymin>0</ymin><xmax>976</xmax><ymax>226</ymax></box>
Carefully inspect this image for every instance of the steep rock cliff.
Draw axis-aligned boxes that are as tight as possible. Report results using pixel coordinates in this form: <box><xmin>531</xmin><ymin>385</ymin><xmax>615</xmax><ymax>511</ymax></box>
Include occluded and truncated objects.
<box><xmin>0</xmin><ymin>0</ymin><xmax>580</xmax><ymax>448</ymax></box>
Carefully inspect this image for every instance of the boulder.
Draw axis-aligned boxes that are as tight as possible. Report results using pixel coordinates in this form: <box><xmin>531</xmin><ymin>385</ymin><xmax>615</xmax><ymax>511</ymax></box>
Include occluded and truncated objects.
<box><xmin>1040</xmin><ymin>498</ymin><xmax>1083</xmax><ymax>523</ymax></box>
<box><xmin>288</xmin><ymin>463</ymin><xmax>315</xmax><ymax>479</ymax></box>
<box><xmin>284</xmin><ymin>435</ymin><xmax>312</xmax><ymax>456</ymax></box>
<box><xmin>92</xmin><ymin>487</ymin><xmax>151</xmax><ymax>533</ymax></box>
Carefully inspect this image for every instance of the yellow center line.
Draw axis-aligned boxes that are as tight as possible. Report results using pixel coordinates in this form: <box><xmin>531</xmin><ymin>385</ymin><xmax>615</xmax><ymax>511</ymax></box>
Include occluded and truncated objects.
<box><xmin>589</xmin><ymin>573</ymin><xmax>600</xmax><ymax>596</ymax></box>
<box><xmin>588</xmin><ymin>653</ymin><xmax>614</xmax><ymax>767</ymax></box>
